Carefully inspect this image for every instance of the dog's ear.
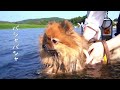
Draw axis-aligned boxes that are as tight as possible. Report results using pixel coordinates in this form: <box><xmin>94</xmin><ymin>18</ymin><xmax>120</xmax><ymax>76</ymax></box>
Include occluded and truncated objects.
<box><xmin>60</xmin><ymin>20</ymin><xmax>74</xmax><ymax>32</ymax></box>
<box><xmin>48</xmin><ymin>21</ymin><xmax>55</xmax><ymax>25</ymax></box>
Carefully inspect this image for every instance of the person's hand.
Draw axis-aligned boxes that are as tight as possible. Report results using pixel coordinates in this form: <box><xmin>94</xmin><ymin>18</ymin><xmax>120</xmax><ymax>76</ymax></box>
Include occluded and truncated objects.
<box><xmin>86</xmin><ymin>42</ymin><xmax>104</xmax><ymax>65</ymax></box>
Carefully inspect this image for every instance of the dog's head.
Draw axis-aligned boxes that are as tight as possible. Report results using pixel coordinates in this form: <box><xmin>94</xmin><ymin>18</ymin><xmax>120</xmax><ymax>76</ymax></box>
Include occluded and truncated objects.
<box><xmin>39</xmin><ymin>20</ymin><xmax>90</xmax><ymax>74</ymax></box>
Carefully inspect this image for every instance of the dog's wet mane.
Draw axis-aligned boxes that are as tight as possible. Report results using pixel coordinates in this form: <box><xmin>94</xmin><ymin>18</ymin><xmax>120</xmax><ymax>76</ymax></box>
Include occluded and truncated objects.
<box><xmin>39</xmin><ymin>20</ymin><xmax>91</xmax><ymax>75</ymax></box>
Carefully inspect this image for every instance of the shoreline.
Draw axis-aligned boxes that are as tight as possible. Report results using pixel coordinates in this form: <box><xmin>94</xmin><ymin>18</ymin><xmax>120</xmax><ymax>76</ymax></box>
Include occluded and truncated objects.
<box><xmin>0</xmin><ymin>23</ymin><xmax>46</xmax><ymax>30</ymax></box>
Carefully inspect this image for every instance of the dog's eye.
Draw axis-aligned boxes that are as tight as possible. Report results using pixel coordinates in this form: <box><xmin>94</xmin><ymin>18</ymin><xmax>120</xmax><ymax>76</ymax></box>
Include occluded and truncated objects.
<box><xmin>52</xmin><ymin>39</ymin><xmax>57</xmax><ymax>44</ymax></box>
<box><xmin>47</xmin><ymin>37</ymin><xmax>51</xmax><ymax>40</ymax></box>
<box><xmin>51</xmin><ymin>38</ymin><xmax>59</xmax><ymax>44</ymax></box>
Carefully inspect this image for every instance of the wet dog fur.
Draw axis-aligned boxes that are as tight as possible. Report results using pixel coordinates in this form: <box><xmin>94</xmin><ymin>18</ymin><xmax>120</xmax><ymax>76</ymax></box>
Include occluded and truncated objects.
<box><xmin>39</xmin><ymin>20</ymin><xmax>120</xmax><ymax>75</ymax></box>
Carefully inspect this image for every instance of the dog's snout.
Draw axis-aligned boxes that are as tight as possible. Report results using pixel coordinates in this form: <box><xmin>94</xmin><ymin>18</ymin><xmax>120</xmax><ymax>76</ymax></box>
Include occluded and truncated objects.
<box><xmin>42</xmin><ymin>44</ymin><xmax>46</xmax><ymax>49</ymax></box>
<box><xmin>42</xmin><ymin>44</ymin><xmax>58</xmax><ymax>56</ymax></box>
<box><xmin>42</xmin><ymin>44</ymin><xmax>49</xmax><ymax>52</ymax></box>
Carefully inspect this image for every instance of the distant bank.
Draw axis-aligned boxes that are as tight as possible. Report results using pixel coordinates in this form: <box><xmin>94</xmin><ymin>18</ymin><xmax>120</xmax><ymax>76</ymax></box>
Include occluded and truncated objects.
<box><xmin>0</xmin><ymin>16</ymin><xmax>87</xmax><ymax>29</ymax></box>
<box><xmin>0</xmin><ymin>23</ymin><xmax>46</xmax><ymax>29</ymax></box>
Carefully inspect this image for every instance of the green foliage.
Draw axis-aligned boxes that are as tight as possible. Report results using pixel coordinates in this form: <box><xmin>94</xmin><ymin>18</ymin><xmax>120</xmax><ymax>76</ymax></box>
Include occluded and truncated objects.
<box><xmin>15</xmin><ymin>17</ymin><xmax>65</xmax><ymax>25</ymax></box>
<box><xmin>112</xmin><ymin>21</ymin><xmax>117</xmax><ymax>26</ymax></box>
<box><xmin>112</xmin><ymin>18</ymin><xmax>118</xmax><ymax>26</ymax></box>
<box><xmin>113</xmin><ymin>18</ymin><xmax>118</xmax><ymax>22</ymax></box>
<box><xmin>69</xmin><ymin>15</ymin><xmax>87</xmax><ymax>25</ymax></box>
<box><xmin>0</xmin><ymin>23</ymin><xmax>46</xmax><ymax>29</ymax></box>
<box><xmin>14</xmin><ymin>16</ymin><xmax>87</xmax><ymax>26</ymax></box>
<box><xmin>0</xmin><ymin>16</ymin><xmax>87</xmax><ymax>29</ymax></box>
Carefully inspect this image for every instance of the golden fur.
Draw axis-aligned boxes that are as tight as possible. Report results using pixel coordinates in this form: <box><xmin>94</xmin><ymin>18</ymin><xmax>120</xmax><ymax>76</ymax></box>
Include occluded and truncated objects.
<box><xmin>39</xmin><ymin>20</ymin><xmax>90</xmax><ymax>74</ymax></box>
<box><xmin>39</xmin><ymin>20</ymin><xmax>120</xmax><ymax>75</ymax></box>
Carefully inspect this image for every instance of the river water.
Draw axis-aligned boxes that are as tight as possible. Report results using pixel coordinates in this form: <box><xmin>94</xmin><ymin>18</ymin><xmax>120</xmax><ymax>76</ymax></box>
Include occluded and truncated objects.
<box><xmin>0</xmin><ymin>27</ymin><xmax>119</xmax><ymax>79</ymax></box>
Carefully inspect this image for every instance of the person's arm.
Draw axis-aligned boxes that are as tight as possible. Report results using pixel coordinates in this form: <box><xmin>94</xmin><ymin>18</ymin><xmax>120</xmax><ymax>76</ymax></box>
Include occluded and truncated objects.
<box><xmin>106</xmin><ymin>34</ymin><xmax>120</xmax><ymax>51</ymax></box>
<box><xmin>86</xmin><ymin>34</ymin><xmax>120</xmax><ymax>65</ymax></box>
<box><xmin>83</xmin><ymin>11</ymin><xmax>107</xmax><ymax>41</ymax></box>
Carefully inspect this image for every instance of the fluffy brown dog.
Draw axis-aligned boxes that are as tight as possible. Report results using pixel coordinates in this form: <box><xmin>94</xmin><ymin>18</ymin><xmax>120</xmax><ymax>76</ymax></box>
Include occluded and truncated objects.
<box><xmin>39</xmin><ymin>20</ymin><xmax>120</xmax><ymax>75</ymax></box>
<box><xmin>39</xmin><ymin>20</ymin><xmax>91</xmax><ymax>75</ymax></box>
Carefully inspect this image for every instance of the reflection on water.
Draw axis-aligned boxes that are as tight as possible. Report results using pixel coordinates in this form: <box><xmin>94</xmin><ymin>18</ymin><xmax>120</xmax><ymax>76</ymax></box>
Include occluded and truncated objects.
<box><xmin>0</xmin><ymin>27</ymin><xmax>120</xmax><ymax>79</ymax></box>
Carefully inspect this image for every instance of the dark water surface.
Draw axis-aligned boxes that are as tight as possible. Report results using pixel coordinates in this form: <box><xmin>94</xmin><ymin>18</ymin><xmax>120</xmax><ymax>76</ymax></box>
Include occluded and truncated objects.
<box><xmin>0</xmin><ymin>27</ymin><xmax>119</xmax><ymax>79</ymax></box>
<box><xmin>0</xmin><ymin>28</ymin><xmax>45</xmax><ymax>79</ymax></box>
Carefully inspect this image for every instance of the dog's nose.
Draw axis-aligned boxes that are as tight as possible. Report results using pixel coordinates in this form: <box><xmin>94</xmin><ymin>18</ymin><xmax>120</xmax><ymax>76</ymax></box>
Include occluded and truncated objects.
<box><xmin>42</xmin><ymin>44</ymin><xmax>48</xmax><ymax>52</ymax></box>
<box><xmin>42</xmin><ymin>44</ymin><xmax>46</xmax><ymax>49</ymax></box>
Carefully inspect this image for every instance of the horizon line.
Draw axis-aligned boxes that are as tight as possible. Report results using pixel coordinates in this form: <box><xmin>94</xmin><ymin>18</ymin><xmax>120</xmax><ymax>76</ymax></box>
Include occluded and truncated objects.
<box><xmin>0</xmin><ymin>16</ymin><xmax>84</xmax><ymax>22</ymax></box>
